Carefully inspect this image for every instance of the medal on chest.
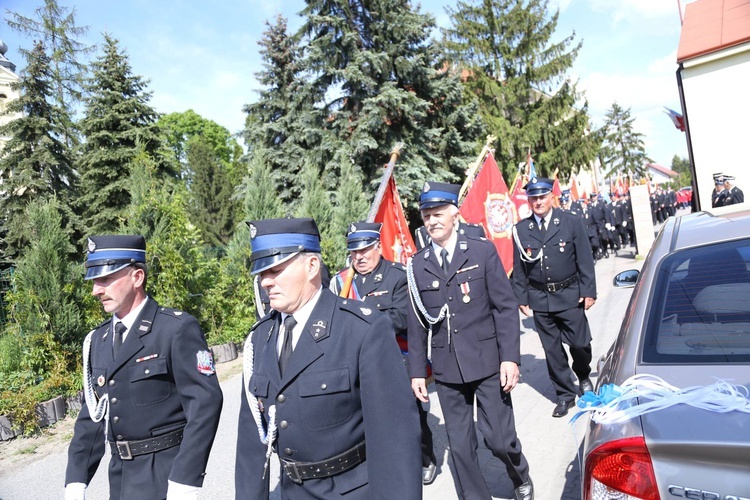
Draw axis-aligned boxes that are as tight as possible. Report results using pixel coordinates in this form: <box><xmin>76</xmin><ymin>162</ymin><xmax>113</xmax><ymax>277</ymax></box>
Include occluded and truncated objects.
<box><xmin>560</xmin><ymin>241</ymin><xmax>566</xmax><ymax>253</ymax></box>
<box><xmin>460</xmin><ymin>281</ymin><xmax>471</xmax><ymax>303</ymax></box>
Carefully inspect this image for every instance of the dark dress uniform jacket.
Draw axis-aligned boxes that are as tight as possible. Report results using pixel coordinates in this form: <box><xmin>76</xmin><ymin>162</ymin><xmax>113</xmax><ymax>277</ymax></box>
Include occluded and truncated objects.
<box><xmin>406</xmin><ymin>235</ymin><xmax>521</xmax><ymax>384</ymax></box>
<box><xmin>236</xmin><ymin>289</ymin><xmax>421</xmax><ymax>500</ymax></box>
<box><xmin>512</xmin><ymin>209</ymin><xmax>596</xmax><ymax>313</ymax></box>
<box><xmin>330</xmin><ymin>257</ymin><xmax>408</xmax><ymax>336</ymax></box>
<box><xmin>66</xmin><ymin>298</ymin><xmax>223</xmax><ymax>499</ymax></box>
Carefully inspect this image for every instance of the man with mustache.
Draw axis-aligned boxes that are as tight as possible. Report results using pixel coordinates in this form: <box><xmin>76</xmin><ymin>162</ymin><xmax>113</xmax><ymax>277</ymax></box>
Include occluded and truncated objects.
<box><xmin>65</xmin><ymin>235</ymin><xmax>223</xmax><ymax>500</ymax></box>
<box><xmin>406</xmin><ymin>182</ymin><xmax>533</xmax><ymax>500</ymax></box>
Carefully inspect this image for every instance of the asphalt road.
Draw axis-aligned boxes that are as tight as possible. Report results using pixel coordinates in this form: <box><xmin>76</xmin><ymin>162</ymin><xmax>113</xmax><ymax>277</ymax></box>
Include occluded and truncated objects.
<box><xmin>0</xmin><ymin>244</ymin><xmax>644</xmax><ymax>500</ymax></box>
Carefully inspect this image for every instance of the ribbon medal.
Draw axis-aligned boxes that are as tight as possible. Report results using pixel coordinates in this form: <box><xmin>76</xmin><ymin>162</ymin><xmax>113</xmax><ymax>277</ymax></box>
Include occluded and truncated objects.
<box><xmin>526</xmin><ymin>248</ymin><xmax>532</xmax><ymax>257</ymax></box>
<box><xmin>560</xmin><ymin>241</ymin><xmax>566</xmax><ymax>253</ymax></box>
<box><xmin>97</xmin><ymin>375</ymin><xmax>105</xmax><ymax>387</ymax></box>
<box><xmin>460</xmin><ymin>281</ymin><xmax>471</xmax><ymax>303</ymax></box>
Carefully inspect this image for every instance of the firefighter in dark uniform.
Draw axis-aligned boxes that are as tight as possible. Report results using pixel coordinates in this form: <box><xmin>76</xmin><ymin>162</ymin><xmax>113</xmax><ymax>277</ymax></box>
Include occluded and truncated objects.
<box><xmin>406</xmin><ymin>182</ymin><xmax>533</xmax><ymax>500</ymax></box>
<box><xmin>578</xmin><ymin>197</ymin><xmax>601</xmax><ymax>260</ymax></box>
<box><xmin>589</xmin><ymin>193</ymin><xmax>608</xmax><ymax>258</ymax></box>
<box><xmin>511</xmin><ymin>178</ymin><xmax>596</xmax><ymax>418</ymax></box>
<box><xmin>236</xmin><ymin>218</ymin><xmax>421</xmax><ymax>499</ymax></box>
<box><xmin>721</xmin><ymin>175</ymin><xmax>744</xmax><ymax>206</ymax></box>
<box><xmin>65</xmin><ymin>235</ymin><xmax>223</xmax><ymax>500</ymax></box>
<box><xmin>330</xmin><ymin>221</ymin><xmax>438</xmax><ymax>485</ymax></box>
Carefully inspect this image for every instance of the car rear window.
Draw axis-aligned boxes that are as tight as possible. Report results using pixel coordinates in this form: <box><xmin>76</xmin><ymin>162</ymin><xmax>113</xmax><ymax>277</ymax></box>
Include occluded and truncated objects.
<box><xmin>643</xmin><ymin>239</ymin><xmax>750</xmax><ymax>363</ymax></box>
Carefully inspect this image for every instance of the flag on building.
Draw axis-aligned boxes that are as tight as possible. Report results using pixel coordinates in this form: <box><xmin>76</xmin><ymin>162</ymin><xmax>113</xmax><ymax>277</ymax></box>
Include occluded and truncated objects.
<box><xmin>664</xmin><ymin>107</ymin><xmax>686</xmax><ymax>132</ymax></box>
<box><xmin>373</xmin><ymin>175</ymin><xmax>416</xmax><ymax>265</ymax></box>
<box><xmin>459</xmin><ymin>151</ymin><xmax>517</xmax><ymax>274</ymax></box>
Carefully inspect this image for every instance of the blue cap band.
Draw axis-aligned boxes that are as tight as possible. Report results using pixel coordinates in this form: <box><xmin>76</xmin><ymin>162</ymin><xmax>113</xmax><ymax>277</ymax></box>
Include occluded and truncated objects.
<box><xmin>420</xmin><ymin>190</ymin><xmax>458</xmax><ymax>204</ymax></box>
<box><xmin>347</xmin><ymin>230</ymin><xmax>380</xmax><ymax>242</ymax></box>
<box><xmin>85</xmin><ymin>249</ymin><xmax>146</xmax><ymax>266</ymax></box>
<box><xmin>252</xmin><ymin>233</ymin><xmax>321</xmax><ymax>254</ymax></box>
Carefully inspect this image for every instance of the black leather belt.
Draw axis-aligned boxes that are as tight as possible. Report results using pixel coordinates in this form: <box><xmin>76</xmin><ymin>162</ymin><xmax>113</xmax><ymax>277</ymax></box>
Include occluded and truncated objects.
<box><xmin>281</xmin><ymin>441</ymin><xmax>366</xmax><ymax>484</ymax></box>
<box><xmin>109</xmin><ymin>428</ymin><xmax>183</xmax><ymax>460</ymax></box>
<box><xmin>529</xmin><ymin>275</ymin><xmax>578</xmax><ymax>293</ymax></box>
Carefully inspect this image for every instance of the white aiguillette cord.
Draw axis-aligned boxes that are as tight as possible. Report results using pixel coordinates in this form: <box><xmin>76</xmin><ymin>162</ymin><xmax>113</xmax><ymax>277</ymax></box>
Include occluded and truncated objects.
<box><xmin>243</xmin><ymin>327</ymin><xmax>278</xmax><ymax>479</ymax></box>
<box><xmin>82</xmin><ymin>330</ymin><xmax>110</xmax><ymax>441</ymax></box>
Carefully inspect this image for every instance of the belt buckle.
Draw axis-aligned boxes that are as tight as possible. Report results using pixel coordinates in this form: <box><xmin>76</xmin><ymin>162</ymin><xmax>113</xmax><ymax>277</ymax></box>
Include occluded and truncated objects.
<box><xmin>546</xmin><ymin>283</ymin><xmax>557</xmax><ymax>293</ymax></box>
<box><xmin>283</xmin><ymin>461</ymin><xmax>303</xmax><ymax>484</ymax></box>
<box><xmin>116</xmin><ymin>440</ymin><xmax>133</xmax><ymax>460</ymax></box>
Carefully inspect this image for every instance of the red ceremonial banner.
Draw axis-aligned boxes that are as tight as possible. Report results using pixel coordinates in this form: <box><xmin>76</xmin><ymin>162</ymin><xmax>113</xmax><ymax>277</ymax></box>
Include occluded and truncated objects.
<box><xmin>552</xmin><ymin>178</ymin><xmax>563</xmax><ymax>207</ymax></box>
<box><xmin>374</xmin><ymin>176</ymin><xmax>416</xmax><ymax>265</ymax></box>
<box><xmin>459</xmin><ymin>152</ymin><xmax>516</xmax><ymax>275</ymax></box>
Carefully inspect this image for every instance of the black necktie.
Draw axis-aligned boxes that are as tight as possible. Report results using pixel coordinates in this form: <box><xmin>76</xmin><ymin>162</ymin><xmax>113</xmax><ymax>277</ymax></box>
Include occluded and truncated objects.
<box><xmin>113</xmin><ymin>321</ymin><xmax>126</xmax><ymax>358</ymax></box>
<box><xmin>279</xmin><ymin>315</ymin><xmax>297</xmax><ymax>375</ymax></box>
<box><xmin>440</xmin><ymin>248</ymin><xmax>450</xmax><ymax>276</ymax></box>
<box><xmin>539</xmin><ymin>219</ymin><xmax>547</xmax><ymax>238</ymax></box>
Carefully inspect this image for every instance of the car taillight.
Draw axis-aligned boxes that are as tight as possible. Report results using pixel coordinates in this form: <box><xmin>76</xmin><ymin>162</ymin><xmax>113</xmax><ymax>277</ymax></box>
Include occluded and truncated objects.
<box><xmin>584</xmin><ymin>436</ymin><xmax>659</xmax><ymax>500</ymax></box>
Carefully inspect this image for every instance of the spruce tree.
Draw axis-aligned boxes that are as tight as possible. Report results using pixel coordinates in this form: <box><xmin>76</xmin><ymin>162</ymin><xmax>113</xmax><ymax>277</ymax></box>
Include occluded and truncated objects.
<box><xmin>186</xmin><ymin>135</ymin><xmax>236</xmax><ymax>248</ymax></box>
<box><xmin>442</xmin><ymin>0</ymin><xmax>597</xmax><ymax>180</ymax></box>
<box><xmin>294</xmin><ymin>162</ymin><xmax>336</xmax><ymax>268</ymax></box>
<box><xmin>6</xmin><ymin>0</ymin><xmax>93</xmax><ymax>149</ymax></box>
<box><xmin>297</xmin><ymin>0</ymin><xmax>482</xmax><ymax>217</ymax></box>
<box><xmin>238</xmin><ymin>149</ymin><xmax>285</xmax><ymax>222</ymax></box>
<box><xmin>599</xmin><ymin>102</ymin><xmax>652</xmax><ymax>178</ymax></box>
<box><xmin>243</xmin><ymin>14</ymin><xmax>322</xmax><ymax>210</ymax></box>
<box><xmin>329</xmin><ymin>151</ymin><xmax>369</xmax><ymax>269</ymax></box>
<box><xmin>123</xmin><ymin>147</ymin><xmax>213</xmax><ymax>319</ymax></box>
<box><xmin>0</xmin><ymin>41</ymin><xmax>76</xmax><ymax>262</ymax></box>
<box><xmin>76</xmin><ymin>33</ymin><xmax>175</xmax><ymax>235</ymax></box>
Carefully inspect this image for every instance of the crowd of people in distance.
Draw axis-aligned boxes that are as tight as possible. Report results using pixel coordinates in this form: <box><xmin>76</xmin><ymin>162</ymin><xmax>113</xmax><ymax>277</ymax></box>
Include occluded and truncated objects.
<box><xmin>560</xmin><ymin>190</ymin><xmax>636</xmax><ymax>262</ymax></box>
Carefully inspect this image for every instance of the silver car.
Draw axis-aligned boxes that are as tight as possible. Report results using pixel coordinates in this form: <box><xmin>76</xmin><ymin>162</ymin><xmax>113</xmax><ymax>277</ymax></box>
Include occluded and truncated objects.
<box><xmin>581</xmin><ymin>210</ymin><xmax>750</xmax><ymax>500</ymax></box>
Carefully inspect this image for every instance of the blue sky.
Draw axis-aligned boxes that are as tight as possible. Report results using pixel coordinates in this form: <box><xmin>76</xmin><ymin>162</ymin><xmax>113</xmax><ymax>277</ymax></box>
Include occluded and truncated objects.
<box><xmin>1</xmin><ymin>0</ymin><xmax>691</xmax><ymax>170</ymax></box>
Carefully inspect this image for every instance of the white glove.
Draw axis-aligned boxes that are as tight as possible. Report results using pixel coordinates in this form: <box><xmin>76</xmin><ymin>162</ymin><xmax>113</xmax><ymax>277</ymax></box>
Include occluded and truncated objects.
<box><xmin>605</xmin><ymin>223</ymin><xmax>612</xmax><ymax>230</ymax></box>
<box><xmin>167</xmin><ymin>480</ymin><xmax>199</xmax><ymax>500</ymax></box>
<box><xmin>65</xmin><ymin>483</ymin><xmax>86</xmax><ymax>500</ymax></box>
<box><xmin>622</xmin><ymin>221</ymin><xmax>628</xmax><ymax>227</ymax></box>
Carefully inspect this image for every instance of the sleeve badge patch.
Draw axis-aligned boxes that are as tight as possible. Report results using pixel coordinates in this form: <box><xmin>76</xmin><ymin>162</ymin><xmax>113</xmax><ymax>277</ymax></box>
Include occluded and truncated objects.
<box><xmin>196</xmin><ymin>350</ymin><xmax>216</xmax><ymax>376</ymax></box>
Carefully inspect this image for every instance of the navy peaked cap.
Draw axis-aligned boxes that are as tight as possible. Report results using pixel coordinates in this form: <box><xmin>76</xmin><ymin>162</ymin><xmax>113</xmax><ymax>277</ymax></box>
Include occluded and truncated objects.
<box><xmin>248</xmin><ymin>217</ymin><xmax>321</xmax><ymax>274</ymax></box>
<box><xmin>346</xmin><ymin>221</ymin><xmax>382</xmax><ymax>251</ymax></box>
<box><xmin>524</xmin><ymin>177</ymin><xmax>554</xmax><ymax>197</ymax></box>
<box><xmin>85</xmin><ymin>235</ymin><xmax>146</xmax><ymax>280</ymax></box>
<box><xmin>419</xmin><ymin>181</ymin><xmax>460</xmax><ymax>210</ymax></box>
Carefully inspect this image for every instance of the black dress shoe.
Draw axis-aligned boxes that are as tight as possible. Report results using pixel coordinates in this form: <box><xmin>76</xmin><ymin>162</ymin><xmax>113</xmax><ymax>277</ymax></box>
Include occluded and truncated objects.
<box><xmin>422</xmin><ymin>462</ymin><xmax>437</xmax><ymax>485</ymax></box>
<box><xmin>515</xmin><ymin>478</ymin><xmax>534</xmax><ymax>500</ymax></box>
<box><xmin>580</xmin><ymin>378</ymin><xmax>594</xmax><ymax>395</ymax></box>
<box><xmin>552</xmin><ymin>399</ymin><xmax>575</xmax><ymax>418</ymax></box>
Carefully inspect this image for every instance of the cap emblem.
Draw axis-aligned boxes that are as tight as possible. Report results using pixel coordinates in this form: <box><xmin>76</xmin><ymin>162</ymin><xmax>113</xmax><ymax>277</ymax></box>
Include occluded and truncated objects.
<box><xmin>249</xmin><ymin>224</ymin><xmax>257</xmax><ymax>239</ymax></box>
<box><xmin>87</xmin><ymin>238</ymin><xmax>96</xmax><ymax>253</ymax></box>
<box><xmin>350</xmin><ymin>223</ymin><xmax>357</xmax><ymax>233</ymax></box>
<box><xmin>423</xmin><ymin>182</ymin><xmax>431</xmax><ymax>193</ymax></box>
